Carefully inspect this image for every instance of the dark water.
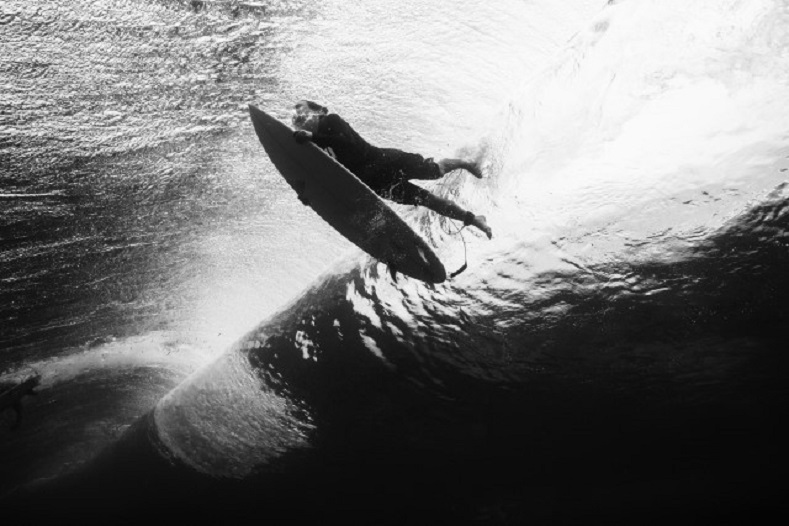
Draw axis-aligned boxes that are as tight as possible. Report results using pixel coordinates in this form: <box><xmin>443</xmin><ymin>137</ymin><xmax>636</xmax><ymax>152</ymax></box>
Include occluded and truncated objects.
<box><xmin>10</xmin><ymin>182</ymin><xmax>785</xmax><ymax>524</ymax></box>
<box><xmin>3</xmin><ymin>0</ymin><xmax>789</xmax><ymax>523</ymax></box>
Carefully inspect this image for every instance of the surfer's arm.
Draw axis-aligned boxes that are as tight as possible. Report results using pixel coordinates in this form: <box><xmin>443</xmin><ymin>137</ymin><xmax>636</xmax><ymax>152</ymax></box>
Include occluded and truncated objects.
<box><xmin>293</xmin><ymin>130</ymin><xmax>313</xmax><ymax>144</ymax></box>
<box><xmin>292</xmin><ymin>114</ymin><xmax>350</xmax><ymax>145</ymax></box>
<box><xmin>292</xmin><ymin>131</ymin><xmax>337</xmax><ymax>161</ymax></box>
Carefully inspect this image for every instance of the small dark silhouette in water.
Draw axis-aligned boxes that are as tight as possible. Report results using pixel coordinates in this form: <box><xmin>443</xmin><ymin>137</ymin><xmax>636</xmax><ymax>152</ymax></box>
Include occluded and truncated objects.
<box><xmin>0</xmin><ymin>375</ymin><xmax>40</xmax><ymax>430</ymax></box>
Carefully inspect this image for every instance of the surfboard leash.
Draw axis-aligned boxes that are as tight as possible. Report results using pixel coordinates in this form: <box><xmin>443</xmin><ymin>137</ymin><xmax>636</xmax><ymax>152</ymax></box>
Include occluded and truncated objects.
<box><xmin>443</xmin><ymin>219</ymin><xmax>469</xmax><ymax>279</ymax></box>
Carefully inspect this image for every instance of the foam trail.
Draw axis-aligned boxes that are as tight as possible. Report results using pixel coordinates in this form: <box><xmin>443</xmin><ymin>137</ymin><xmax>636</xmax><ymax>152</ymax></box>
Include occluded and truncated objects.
<box><xmin>480</xmin><ymin>0</ymin><xmax>789</xmax><ymax>249</ymax></box>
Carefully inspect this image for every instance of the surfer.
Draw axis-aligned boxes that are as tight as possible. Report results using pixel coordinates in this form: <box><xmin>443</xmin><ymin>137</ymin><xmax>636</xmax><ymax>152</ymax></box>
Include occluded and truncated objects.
<box><xmin>291</xmin><ymin>100</ymin><xmax>492</xmax><ymax>239</ymax></box>
<box><xmin>0</xmin><ymin>374</ymin><xmax>40</xmax><ymax>430</ymax></box>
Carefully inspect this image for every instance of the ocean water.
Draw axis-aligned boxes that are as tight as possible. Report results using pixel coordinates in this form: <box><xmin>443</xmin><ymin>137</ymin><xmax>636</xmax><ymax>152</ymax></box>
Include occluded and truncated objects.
<box><xmin>2</xmin><ymin>0</ymin><xmax>789</xmax><ymax>522</ymax></box>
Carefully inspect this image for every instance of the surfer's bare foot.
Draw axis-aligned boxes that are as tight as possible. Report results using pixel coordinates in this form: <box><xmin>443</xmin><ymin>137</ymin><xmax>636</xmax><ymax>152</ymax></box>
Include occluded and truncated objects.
<box><xmin>464</xmin><ymin>161</ymin><xmax>483</xmax><ymax>179</ymax></box>
<box><xmin>438</xmin><ymin>158</ymin><xmax>483</xmax><ymax>178</ymax></box>
<box><xmin>467</xmin><ymin>215</ymin><xmax>492</xmax><ymax>239</ymax></box>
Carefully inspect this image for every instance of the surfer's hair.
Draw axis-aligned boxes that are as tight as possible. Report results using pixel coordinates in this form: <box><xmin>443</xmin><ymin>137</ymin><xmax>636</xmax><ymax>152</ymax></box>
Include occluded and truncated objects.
<box><xmin>297</xmin><ymin>100</ymin><xmax>328</xmax><ymax>114</ymax></box>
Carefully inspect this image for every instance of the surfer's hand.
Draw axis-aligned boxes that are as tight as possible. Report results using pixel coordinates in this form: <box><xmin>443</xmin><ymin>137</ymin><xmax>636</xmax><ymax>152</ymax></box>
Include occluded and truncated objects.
<box><xmin>293</xmin><ymin>130</ymin><xmax>312</xmax><ymax>144</ymax></box>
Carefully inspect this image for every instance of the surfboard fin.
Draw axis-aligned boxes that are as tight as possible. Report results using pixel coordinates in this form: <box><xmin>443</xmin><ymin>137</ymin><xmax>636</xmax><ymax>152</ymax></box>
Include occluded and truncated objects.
<box><xmin>295</xmin><ymin>180</ymin><xmax>310</xmax><ymax>206</ymax></box>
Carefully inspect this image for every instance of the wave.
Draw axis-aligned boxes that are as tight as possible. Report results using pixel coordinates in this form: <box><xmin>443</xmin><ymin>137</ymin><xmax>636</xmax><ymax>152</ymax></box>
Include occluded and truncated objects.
<box><xmin>6</xmin><ymin>0</ymin><xmax>789</xmax><ymax>521</ymax></box>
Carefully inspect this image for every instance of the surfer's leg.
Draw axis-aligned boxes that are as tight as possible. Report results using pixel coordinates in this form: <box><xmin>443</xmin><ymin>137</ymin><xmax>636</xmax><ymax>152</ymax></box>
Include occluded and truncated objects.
<box><xmin>378</xmin><ymin>147</ymin><xmax>482</xmax><ymax>180</ymax></box>
<box><xmin>375</xmin><ymin>149</ymin><xmax>482</xmax><ymax>182</ymax></box>
<box><xmin>390</xmin><ymin>182</ymin><xmax>492</xmax><ymax>238</ymax></box>
<box><xmin>387</xmin><ymin>182</ymin><xmax>463</xmax><ymax>219</ymax></box>
<box><xmin>423</xmin><ymin>193</ymin><xmax>492</xmax><ymax>239</ymax></box>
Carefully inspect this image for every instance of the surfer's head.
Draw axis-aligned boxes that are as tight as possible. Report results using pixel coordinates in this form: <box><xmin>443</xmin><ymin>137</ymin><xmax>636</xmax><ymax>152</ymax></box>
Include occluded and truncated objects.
<box><xmin>292</xmin><ymin>100</ymin><xmax>328</xmax><ymax>132</ymax></box>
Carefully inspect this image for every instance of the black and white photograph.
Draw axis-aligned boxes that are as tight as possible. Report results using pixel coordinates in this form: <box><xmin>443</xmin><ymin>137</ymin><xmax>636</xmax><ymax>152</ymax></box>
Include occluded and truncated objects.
<box><xmin>2</xmin><ymin>0</ymin><xmax>788</xmax><ymax>523</ymax></box>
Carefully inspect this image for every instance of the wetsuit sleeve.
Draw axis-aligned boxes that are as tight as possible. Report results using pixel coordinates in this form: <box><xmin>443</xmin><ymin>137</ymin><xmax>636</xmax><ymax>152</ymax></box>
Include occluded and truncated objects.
<box><xmin>309</xmin><ymin>114</ymin><xmax>371</xmax><ymax>175</ymax></box>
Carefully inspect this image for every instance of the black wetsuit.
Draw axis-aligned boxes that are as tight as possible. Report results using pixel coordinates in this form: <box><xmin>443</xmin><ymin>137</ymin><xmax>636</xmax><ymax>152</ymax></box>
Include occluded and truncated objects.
<box><xmin>310</xmin><ymin>114</ymin><xmax>443</xmax><ymax>206</ymax></box>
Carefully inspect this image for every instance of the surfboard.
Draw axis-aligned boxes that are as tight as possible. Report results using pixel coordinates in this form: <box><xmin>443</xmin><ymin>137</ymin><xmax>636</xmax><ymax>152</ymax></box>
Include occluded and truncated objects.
<box><xmin>248</xmin><ymin>105</ymin><xmax>447</xmax><ymax>284</ymax></box>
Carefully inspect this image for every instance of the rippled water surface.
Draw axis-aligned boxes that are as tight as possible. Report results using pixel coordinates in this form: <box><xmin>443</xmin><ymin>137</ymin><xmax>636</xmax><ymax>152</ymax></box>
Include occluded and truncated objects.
<box><xmin>2</xmin><ymin>0</ymin><xmax>336</xmax><ymax>362</ymax></box>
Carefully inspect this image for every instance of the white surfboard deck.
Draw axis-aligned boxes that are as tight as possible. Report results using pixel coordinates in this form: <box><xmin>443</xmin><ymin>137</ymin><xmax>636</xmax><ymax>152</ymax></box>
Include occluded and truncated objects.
<box><xmin>249</xmin><ymin>105</ymin><xmax>446</xmax><ymax>284</ymax></box>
